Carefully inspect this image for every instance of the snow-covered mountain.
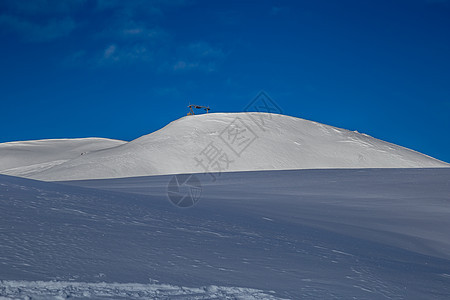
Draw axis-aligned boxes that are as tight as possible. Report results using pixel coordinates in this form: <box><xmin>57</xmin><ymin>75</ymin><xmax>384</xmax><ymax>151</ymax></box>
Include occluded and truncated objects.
<box><xmin>0</xmin><ymin>138</ymin><xmax>126</xmax><ymax>178</ymax></box>
<box><xmin>1</xmin><ymin>113</ymin><xmax>448</xmax><ymax>181</ymax></box>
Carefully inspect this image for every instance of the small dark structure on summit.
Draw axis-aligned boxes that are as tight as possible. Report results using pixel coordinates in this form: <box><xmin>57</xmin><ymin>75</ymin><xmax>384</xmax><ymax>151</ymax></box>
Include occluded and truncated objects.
<box><xmin>187</xmin><ymin>104</ymin><xmax>210</xmax><ymax>115</ymax></box>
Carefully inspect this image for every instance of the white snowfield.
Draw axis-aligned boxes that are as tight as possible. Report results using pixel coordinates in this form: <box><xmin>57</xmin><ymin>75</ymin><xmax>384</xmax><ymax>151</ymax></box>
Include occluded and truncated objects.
<box><xmin>0</xmin><ymin>138</ymin><xmax>126</xmax><ymax>178</ymax></box>
<box><xmin>1</xmin><ymin>113</ymin><xmax>448</xmax><ymax>181</ymax></box>
<box><xmin>1</xmin><ymin>169</ymin><xmax>450</xmax><ymax>299</ymax></box>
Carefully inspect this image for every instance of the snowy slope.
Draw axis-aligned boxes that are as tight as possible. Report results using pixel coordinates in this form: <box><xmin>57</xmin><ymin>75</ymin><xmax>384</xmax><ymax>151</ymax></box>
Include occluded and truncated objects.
<box><xmin>0</xmin><ymin>138</ymin><xmax>126</xmax><ymax>178</ymax></box>
<box><xmin>4</xmin><ymin>113</ymin><xmax>449</xmax><ymax>181</ymax></box>
<box><xmin>1</xmin><ymin>168</ymin><xmax>450</xmax><ymax>299</ymax></box>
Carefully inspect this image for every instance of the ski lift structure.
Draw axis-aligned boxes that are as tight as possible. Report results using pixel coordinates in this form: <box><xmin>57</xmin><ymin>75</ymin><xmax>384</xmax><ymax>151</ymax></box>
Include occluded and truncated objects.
<box><xmin>187</xmin><ymin>104</ymin><xmax>211</xmax><ymax>115</ymax></box>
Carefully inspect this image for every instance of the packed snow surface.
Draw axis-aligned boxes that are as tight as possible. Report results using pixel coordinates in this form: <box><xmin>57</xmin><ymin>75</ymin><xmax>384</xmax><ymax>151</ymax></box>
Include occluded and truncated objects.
<box><xmin>1</xmin><ymin>168</ymin><xmax>450</xmax><ymax>299</ymax></box>
<box><xmin>1</xmin><ymin>113</ymin><xmax>447</xmax><ymax>181</ymax></box>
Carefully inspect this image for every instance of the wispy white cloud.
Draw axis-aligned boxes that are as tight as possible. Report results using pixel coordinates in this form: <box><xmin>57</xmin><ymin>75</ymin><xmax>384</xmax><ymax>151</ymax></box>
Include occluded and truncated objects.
<box><xmin>97</xmin><ymin>43</ymin><xmax>153</xmax><ymax>66</ymax></box>
<box><xmin>270</xmin><ymin>6</ymin><xmax>285</xmax><ymax>15</ymax></box>
<box><xmin>103</xmin><ymin>44</ymin><xmax>117</xmax><ymax>59</ymax></box>
<box><xmin>173</xmin><ymin>60</ymin><xmax>200</xmax><ymax>71</ymax></box>
<box><xmin>91</xmin><ymin>38</ymin><xmax>225</xmax><ymax>71</ymax></box>
<box><xmin>171</xmin><ymin>41</ymin><xmax>226</xmax><ymax>72</ymax></box>
<box><xmin>0</xmin><ymin>0</ymin><xmax>84</xmax><ymax>42</ymax></box>
<box><xmin>82</xmin><ymin>2</ymin><xmax>173</xmax><ymax>66</ymax></box>
<box><xmin>94</xmin><ymin>0</ymin><xmax>165</xmax><ymax>16</ymax></box>
<box><xmin>90</xmin><ymin>21</ymin><xmax>165</xmax><ymax>66</ymax></box>
<box><xmin>187</xmin><ymin>42</ymin><xmax>225</xmax><ymax>59</ymax></box>
<box><xmin>270</xmin><ymin>5</ymin><xmax>289</xmax><ymax>16</ymax></box>
<box><xmin>98</xmin><ymin>21</ymin><xmax>168</xmax><ymax>41</ymax></box>
<box><xmin>0</xmin><ymin>0</ymin><xmax>227</xmax><ymax>72</ymax></box>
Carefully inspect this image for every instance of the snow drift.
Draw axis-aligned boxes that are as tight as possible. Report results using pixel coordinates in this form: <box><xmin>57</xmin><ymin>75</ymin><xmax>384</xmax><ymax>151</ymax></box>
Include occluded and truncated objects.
<box><xmin>0</xmin><ymin>138</ymin><xmax>125</xmax><ymax>178</ymax></box>
<box><xmin>1</xmin><ymin>113</ymin><xmax>448</xmax><ymax>181</ymax></box>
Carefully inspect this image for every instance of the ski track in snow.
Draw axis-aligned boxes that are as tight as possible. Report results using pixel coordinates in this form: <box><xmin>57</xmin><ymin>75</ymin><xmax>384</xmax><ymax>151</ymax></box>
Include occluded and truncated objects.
<box><xmin>0</xmin><ymin>280</ymin><xmax>284</xmax><ymax>300</ymax></box>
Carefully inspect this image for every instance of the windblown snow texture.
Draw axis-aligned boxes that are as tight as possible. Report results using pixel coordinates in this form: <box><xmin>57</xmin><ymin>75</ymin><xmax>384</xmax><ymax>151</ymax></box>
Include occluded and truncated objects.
<box><xmin>0</xmin><ymin>138</ymin><xmax>126</xmax><ymax>178</ymax></box>
<box><xmin>1</xmin><ymin>168</ymin><xmax>450</xmax><ymax>299</ymax></box>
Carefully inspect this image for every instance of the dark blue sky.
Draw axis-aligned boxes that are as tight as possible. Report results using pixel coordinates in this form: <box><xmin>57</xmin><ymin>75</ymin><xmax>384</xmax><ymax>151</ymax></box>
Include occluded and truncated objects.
<box><xmin>1</xmin><ymin>0</ymin><xmax>449</xmax><ymax>163</ymax></box>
